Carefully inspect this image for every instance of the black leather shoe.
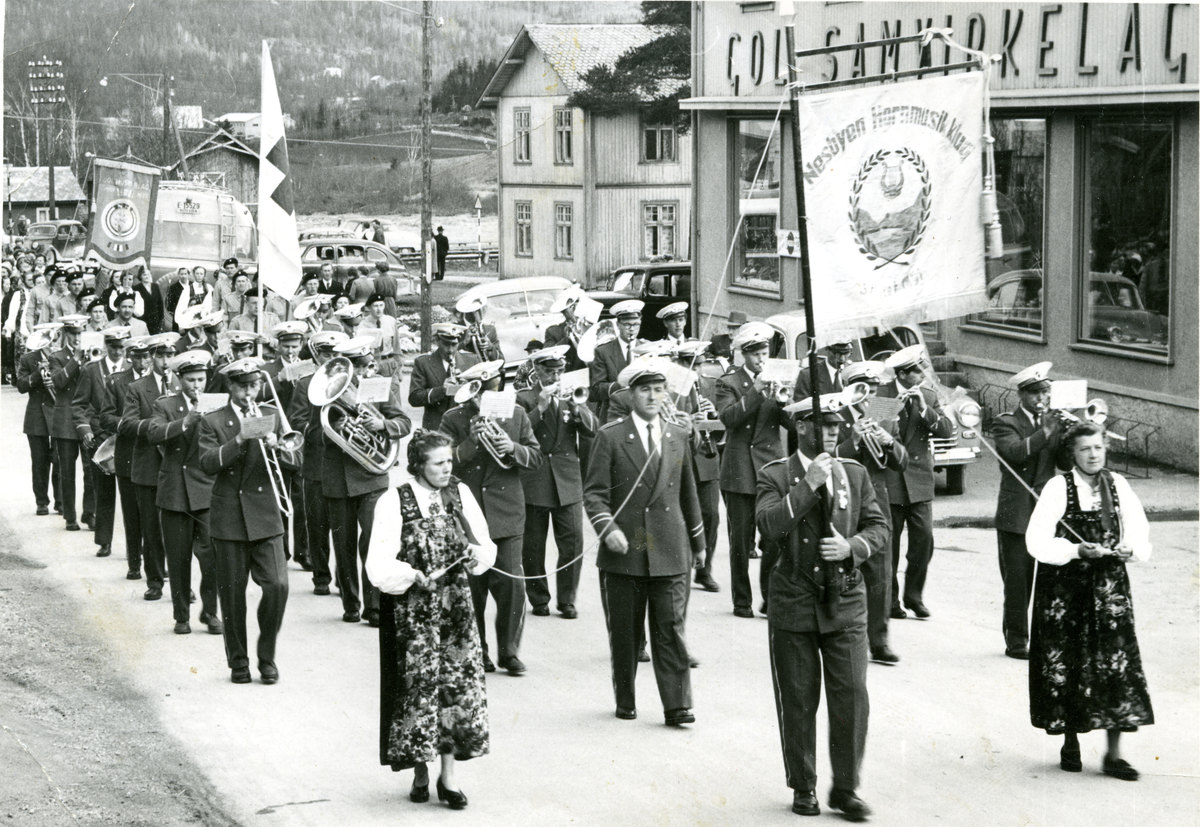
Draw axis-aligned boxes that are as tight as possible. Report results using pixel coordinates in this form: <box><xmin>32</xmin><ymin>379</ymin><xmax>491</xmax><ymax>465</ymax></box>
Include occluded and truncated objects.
<box><xmin>313</xmin><ymin>584</ymin><xmax>330</xmax><ymax>595</ymax></box>
<box><xmin>792</xmin><ymin>790</ymin><xmax>820</xmax><ymax>816</ymax></box>
<box><xmin>342</xmin><ymin>611</ymin><xmax>361</xmax><ymax>623</ymax></box>
<box><xmin>231</xmin><ymin>667</ymin><xmax>252</xmax><ymax>684</ymax></box>
<box><xmin>558</xmin><ymin>604</ymin><xmax>578</xmax><ymax>619</ymax></box>
<box><xmin>36</xmin><ymin>507</ymin><xmax>49</xmax><ymax>516</ymax></box>
<box><xmin>890</xmin><ymin>604</ymin><xmax>907</xmax><ymax>619</ymax></box>
<box><xmin>199</xmin><ymin>612</ymin><xmax>223</xmax><ymax>635</ymax></box>
<box><xmin>365</xmin><ymin>609</ymin><xmax>380</xmax><ymax>628</ymax></box>
<box><xmin>689</xmin><ymin>656</ymin><xmax>700</xmax><ymax>668</ymax></box>
<box><xmin>498</xmin><ymin>656</ymin><xmax>526</xmax><ymax>675</ymax></box>
<box><xmin>409</xmin><ymin>779</ymin><xmax>430</xmax><ymax>803</ymax></box>
<box><xmin>828</xmin><ymin>789</ymin><xmax>871</xmax><ymax>822</ymax></box>
<box><xmin>531</xmin><ymin>604</ymin><xmax>550</xmax><ymax>616</ymax></box>
<box><xmin>870</xmin><ymin>645</ymin><xmax>900</xmax><ymax>664</ymax></box>
<box><xmin>296</xmin><ymin>556</ymin><xmax>313</xmax><ymax>572</ymax></box>
<box><xmin>733</xmin><ymin>606</ymin><xmax>754</xmax><ymax>618</ymax></box>
<box><xmin>144</xmin><ymin>587</ymin><xmax>162</xmax><ymax>601</ymax></box>
<box><xmin>665</xmin><ymin>708</ymin><xmax>695</xmax><ymax>726</ymax></box>
<box><xmin>259</xmin><ymin>662</ymin><xmax>279</xmax><ymax>685</ymax></box>
<box><xmin>695</xmin><ymin>575</ymin><xmax>720</xmax><ymax>592</ymax></box>
<box><xmin>1005</xmin><ymin>646</ymin><xmax>1030</xmax><ymax>660</ymax></box>
<box><xmin>96</xmin><ymin>544</ymin><xmax>112</xmax><ymax>557</ymax></box>
<box><xmin>127</xmin><ymin>570</ymin><xmax>142</xmax><ymax>581</ymax></box>
<box><xmin>173</xmin><ymin>621</ymin><xmax>191</xmax><ymax>635</ymax></box>
<box><xmin>65</xmin><ymin>522</ymin><xmax>81</xmax><ymax>531</ymax></box>
<box><xmin>482</xmin><ymin>655</ymin><xmax>496</xmax><ymax>673</ymax></box>
<box><xmin>615</xmin><ymin>707</ymin><xmax>637</xmax><ymax>720</ymax></box>
<box><xmin>82</xmin><ymin>518</ymin><xmax>94</xmax><ymax>531</ymax></box>
<box><xmin>54</xmin><ymin>504</ymin><xmax>63</xmax><ymax>514</ymax></box>
<box><xmin>637</xmin><ymin>647</ymin><xmax>651</xmax><ymax>663</ymax></box>
<box><xmin>436</xmin><ymin>777</ymin><xmax>468</xmax><ymax>810</ymax></box>
<box><xmin>748</xmin><ymin>548</ymin><xmax>760</xmax><ymax>558</ymax></box>
<box><xmin>1060</xmin><ymin>746</ymin><xmax>1082</xmax><ymax>772</ymax></box>
<box><xmin>1103</xmin><ymin>756</ymin><xmax>1139</xmax><ymax>781</ymax></box>
<box><xmin>905</xmin><ymin>600</ymin><xmax>931</xmax><ymax>619</ymax></box>
<box><xmin>188</xmin><ymin>590</ymin><xmax>196</xmax><ymax>604</ymax></box>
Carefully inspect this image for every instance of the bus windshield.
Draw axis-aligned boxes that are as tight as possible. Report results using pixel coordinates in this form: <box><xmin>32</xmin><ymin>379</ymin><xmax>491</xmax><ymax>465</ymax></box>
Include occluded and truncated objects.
<box><xmin>154</xmin><ymin>221</ymin><xmax>221</xmax><ymax>260</ymax></box>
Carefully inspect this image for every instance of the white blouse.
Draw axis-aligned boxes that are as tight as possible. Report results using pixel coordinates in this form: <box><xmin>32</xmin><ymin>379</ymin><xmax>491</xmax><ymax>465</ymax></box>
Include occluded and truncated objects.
<box><xmin>365</xmin><ymin>482</ymin><xmax>496</xmax><ymax>595</ymax></box>
<box><xmin>1025</xmin><ymin>469</ymin><xmax>1152</xmax><ymax>566</ymax></box>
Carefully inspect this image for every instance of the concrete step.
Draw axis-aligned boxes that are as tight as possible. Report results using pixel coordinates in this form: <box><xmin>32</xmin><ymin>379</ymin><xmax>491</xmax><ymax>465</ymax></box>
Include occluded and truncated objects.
<box><xmin>931</xmin><ymin>354</ymin><xmax>956</xmax><ymax>372</ymax></box>
<box><xmin>924</xmin><ymin>338</ymin><xmax>947</xmax><ymax>356</ymax></box>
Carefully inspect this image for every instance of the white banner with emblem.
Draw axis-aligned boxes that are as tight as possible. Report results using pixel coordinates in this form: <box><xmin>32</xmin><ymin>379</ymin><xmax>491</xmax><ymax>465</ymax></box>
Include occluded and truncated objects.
<box><xmin>797</xmin><ymin>72</ymin><xmax>988</xmax><ymax>339</ymax></box>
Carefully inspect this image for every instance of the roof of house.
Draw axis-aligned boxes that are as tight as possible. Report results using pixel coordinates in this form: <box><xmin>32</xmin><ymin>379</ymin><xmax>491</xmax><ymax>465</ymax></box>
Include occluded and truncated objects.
<box><xmin>3</xmin><ymin>166</ymin><xmax>86</xmax><ymax>203</ymax></box>
<box><xmin>169</xmin><ymin>129</ymin><xmax>259</xmax><ymax>173</ymax></box>
<box><xmin>216</xmin><ymin>112</ymin><xmax>261</xmax><ymax>123</ymax></box>
<box><xmin>477</xmin><ymin>23</ymin><xmax>680</xmax><ymax>108</ymax></box>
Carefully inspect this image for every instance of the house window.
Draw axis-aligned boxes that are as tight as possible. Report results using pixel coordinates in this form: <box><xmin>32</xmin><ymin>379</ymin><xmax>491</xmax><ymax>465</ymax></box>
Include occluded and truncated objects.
<box><xmin>35</xmin><ymin>208</ymin><xmax>50</xmax><ymax>222</ymax></box>
<box><xmin>732</xmin><ymin>120</ymin><xmax>781</xmax><ymax>291</ymax></box>
<box><xmin>643</xmin><ymin>203</ymin><xmax>677</xmax><ymax>259</ymax></box>
<box><xmin>1080</xmin><ymin>116</ymin><xmax>1172</xmax><ymax>357</ymax></box>
<box><xmin>967</xmin><ymin>117</ymin><xmax>1047</xmax><ymax>337</ymax></box>
<box><xmin>555</xmin><ymin>203</ymin><xmax>573</xmax><ymax>259</ymax></box>
<box><xmin>643</xmin><ymin>121</ymin><xmax>676</xmax><ymax>162</ymax></box>
<box><xmin>514</xmin><ymin>108</ymin><xmax>531</xmax><ymax>164</ymax></box>
<box><xmin>554</xmin><ymin>108</ymin><xmax>573</xmax><ymax>165</ymax></box>
<box><xmin>515</xmin><ymin>201</ymin><xmax>532</xmax><ymax>257</ymax></box>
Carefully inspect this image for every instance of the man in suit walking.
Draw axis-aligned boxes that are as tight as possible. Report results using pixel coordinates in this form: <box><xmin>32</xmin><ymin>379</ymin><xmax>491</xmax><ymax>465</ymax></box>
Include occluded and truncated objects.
<box><xmin>100</xmin><ymin>336</ymin><xmax>151</xmax><ymax>579</ymax></box>
<box><xmin>261</xmin><ymin>321</ymin><xmax>309</xmax><ymax>569</ymax></box>
<box><xmin>757</xmin><ymin>393</ymin><xmax>889</xmax><ymax>820</ymax></box>
<box><xmin>440</xmin><ymin>359</ymin><xmax>542</xmax><ymax>675</ymax></box>
<box><xmin>120</xmin><ymin>332</ymin><xmax>183</xmax><ymax>600</ymax></box>
<box><xmin>70</xmin><ymin>325</ymin><xmax>130</xmax><ymax>557</ymax></box>
<box><xmin>198</xmin><ymin>358</ymin><xmax>300</xmax><ymax>685</ymax></box>
<box><xmin>879</xmin><ymin>345</ymin><xmax>953</xmax><ymax>619</ymax></box>
<box><xmin>584</xmin><ymin>359</ymin><xmax>706</xmax><ymax>725</ymax></box>
<box><xmin>49</xmin><ymin>315</ymin><xmax>94</xmax><ymax>532</ymax></box>
<box><xmin>516</xmin><ymin>346</ymin><xmax>598</xmax><ymax>619</ymax></box>
<box><xmin>992</xmin><ymin>361</ymin><xmax>1062</xmax><ymax>659</ymax></box>
<box><xmin>147</xmin><ymin>351</ymin><xmax>222</xmax><ymax>636</ymax></box>
<box><xmin>16</xmin><ymin>326</ymin><xmax>62</xmax><ymax>516</ymax></box>
<box><xmin>588</xmin><ymin>300</ymin><xmax>643</xmax><ymax>424</ymax></box>
<box><xmin>715</xmin><ymin>322</ymin><xmax>787</xmax><ymax>618</ymax></box>
<box><xmin>407</xmin><ymin>323</ymin><xmax>481</xmax><ymax>430</ymax></box>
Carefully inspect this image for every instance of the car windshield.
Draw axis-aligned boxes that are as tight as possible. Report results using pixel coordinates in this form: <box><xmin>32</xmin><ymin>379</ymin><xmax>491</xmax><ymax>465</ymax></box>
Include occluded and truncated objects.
<box><xmin>524</xmin><ymin>289</ymin><xmax>560</xmax><ymax>315</ymax></box>
<box><xmin>1091</xmin><ymin>278</ymin><xmax>1143</xmax><ymax>310</ymax></box>
<box><xmin>611</xmin><ymin>271</ymin><xmax>644</xmax><ymax>295</ymax></box>
<box><xmin>27</xmin><ymin>225</ymin><xmax>57</xmax><ymax>240</ymax></box>
<box><xmin>482</xmin><ymin>292</ymin><xmax>525</xmax><ymax>323</ymax></box>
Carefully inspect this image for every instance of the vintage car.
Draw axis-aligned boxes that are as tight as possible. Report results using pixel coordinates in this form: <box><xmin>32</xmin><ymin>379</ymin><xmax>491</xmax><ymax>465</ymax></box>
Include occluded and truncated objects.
<box><xmin>299</xmin><ymin>237</ymin><xmax>412</xmax><ymax>294</ymax></box>
<box><xmin>764</xmin><ymin>311</ymin><xmax>982</xmax><ymax>495</ymax></box>
<box><xmin>453</xmin><ymin>276</ymin><xmax>573</xmax><ymax>372</ymax></box>
<box><xmin>26</xmin><ymin>219</ymin><xmax>88</xmax><ymax>266</ymax></box>
<box><xmin>587</xmin><ymin>261</ymin><xmax>691</xmax><ymax>341</ymax></box>
<box><xmin>337</xmin><ymin>216</ymin><xmax>414</xmax><ymax>253</ymax></box>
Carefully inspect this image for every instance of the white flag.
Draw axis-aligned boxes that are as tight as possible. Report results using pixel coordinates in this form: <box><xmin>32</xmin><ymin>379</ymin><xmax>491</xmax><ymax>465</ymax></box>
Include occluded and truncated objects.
<box><xmin>257</xmin><ymin>41</ymin><xmax>302</xmax><ymax>298</ymax></box>
<box><xmin>797</xmin><ymin>72</ymin><xmax>988</xmax><ymax>338</ymax></box>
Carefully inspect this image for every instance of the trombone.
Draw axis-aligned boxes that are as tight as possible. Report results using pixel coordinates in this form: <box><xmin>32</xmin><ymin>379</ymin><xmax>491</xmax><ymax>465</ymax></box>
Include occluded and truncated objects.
<box><xmin>259</xmin><ymin>374</ymin><xmax>305</xmax><ymax>516</ymax></box>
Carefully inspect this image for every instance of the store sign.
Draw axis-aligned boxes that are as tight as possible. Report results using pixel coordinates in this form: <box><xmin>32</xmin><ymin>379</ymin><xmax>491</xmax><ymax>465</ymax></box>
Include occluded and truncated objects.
<box><xmin>709</xmin><ymin>2</ymin><xmax>1195</xmax><ymax>96</ymax></box>
<box><xmin>797</xmin><ymin>72</ymin><xmax>988</xmax><ymax>336</ymax></box>
<box><xmin>84</xmin><ymin>158</ymin><xmax>160</xmax><ymax>271</ymax></box>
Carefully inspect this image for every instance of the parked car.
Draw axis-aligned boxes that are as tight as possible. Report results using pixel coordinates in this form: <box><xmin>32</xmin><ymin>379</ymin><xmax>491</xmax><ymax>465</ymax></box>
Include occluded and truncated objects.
<box><xmin>588</xmin><ymin>261</ymin><xmax>691</xmax><ymax>340</ymax></box>
<box><xmin>298</xmin><ymin>226</ymin><xmax>354</xmax><ymax>242</ymax></box>
<box><xmin>299</xmin><ymin>237</ymin><xmax>412</xmax><ymax>295</ymax></box>
<box><xmin>26</xmin><ymin>219</ymin><xmax>88</xmax><ymax>266</ymax></box>
<box><xmin>981</xmin><ymin>269</ymin><xmax>1168</xmax><ymax>347</ymax></box>
<box><xmin>453</xmin><ymin>276</ymin><xmax>573</xmax><ymax>372</ymax></box>
<box><xmin>764</xmin><ymin>312</ymin><xmax>982</xmax><ymax>495</ymax></box>
<box><xmin>337</xmin><ymin>217</ymin><xmax>413</xmax><ymax>253</ymax></box>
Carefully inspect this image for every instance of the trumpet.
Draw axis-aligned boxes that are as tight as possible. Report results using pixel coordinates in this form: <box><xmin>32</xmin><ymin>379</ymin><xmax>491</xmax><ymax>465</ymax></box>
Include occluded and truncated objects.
<box><xmin>552</xmin><ymin>382</ymin><xmax>589</xmax><ymax>405</ymax></box>
<box><xmin>471</xmin><ymin>414</ymin><xmax>515</xmax><ymax>469</ymax></box>
<box><xmin>769</xmin><ymin>381</ymin><xmax>794</xmax><ymax>405</ymax></box>
<box><xmin>1051</xmin><ymin>398</ymin><xmax>1127</xmax><ymax>442</ymax></box>
<box><xmin>309</xmin><ymin>357</ymin><xmax>400</xmax><ymax>474</ymax></box>
<box><xmin>840</xmin><ymin>382</ymin><xmax>889</xmax><ymax>465</ymax></box>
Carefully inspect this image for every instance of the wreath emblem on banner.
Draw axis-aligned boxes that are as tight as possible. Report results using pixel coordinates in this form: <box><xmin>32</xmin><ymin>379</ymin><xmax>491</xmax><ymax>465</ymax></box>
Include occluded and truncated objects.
<box><xmin>848</xmin><ymin>148</ymin><xmax>931</xmax><ymax>268</ymax></box>
<box><xmin>102</xmin><ymin>199</ymin><xmax>139</xmax><ymax>241</ymax></box>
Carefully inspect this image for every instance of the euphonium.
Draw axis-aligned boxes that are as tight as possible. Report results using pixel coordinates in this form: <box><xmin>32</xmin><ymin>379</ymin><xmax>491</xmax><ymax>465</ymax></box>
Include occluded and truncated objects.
<box><xmin>308</xmin><ymin>356</ymin><xmax>400</xmax><ymax>474</ymax></box>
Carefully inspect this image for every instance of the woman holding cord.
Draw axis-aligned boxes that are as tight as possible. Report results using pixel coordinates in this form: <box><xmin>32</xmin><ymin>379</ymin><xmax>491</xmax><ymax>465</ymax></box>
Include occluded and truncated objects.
<box><xmin>1025</xmin><ymin>420</ymin><xmax>1153</xmax><ymax>780</ymax></box>
<box><xmin>366</xmin><ymin>429</ymin><xmax>495</xmax><ymax>810</ymax></box>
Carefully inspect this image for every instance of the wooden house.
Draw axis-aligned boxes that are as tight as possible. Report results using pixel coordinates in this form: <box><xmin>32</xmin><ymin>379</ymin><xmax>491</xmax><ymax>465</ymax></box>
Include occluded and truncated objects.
<box><xmin>168</xmin><ymin>129</ymin><xmax>259</xmax><ymax>210</ymax></box>
<box><xmin>3</xmin><ymin>165</ymin><xmax>86</xmax><ymax>226</ymax></box>
<box><xmin>477</xmin><ymin>24</ymin><xmax>691</xmax><ymax>287</ymax></box>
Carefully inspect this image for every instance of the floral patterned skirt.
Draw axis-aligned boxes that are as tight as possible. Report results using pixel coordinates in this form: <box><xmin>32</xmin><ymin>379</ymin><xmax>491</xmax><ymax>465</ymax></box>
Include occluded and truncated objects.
<box><xmin>1028</xmin><ymin>556</ymin><xmax>1153</xmax><ymax>734</ymax></box>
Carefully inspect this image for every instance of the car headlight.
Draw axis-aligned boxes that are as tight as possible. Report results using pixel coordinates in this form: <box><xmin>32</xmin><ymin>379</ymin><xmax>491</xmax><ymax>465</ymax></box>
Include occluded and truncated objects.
<box><xmin>956</xmin><ymin>401</ymin><xmax>981</xmax><ymax>429</ymax></box>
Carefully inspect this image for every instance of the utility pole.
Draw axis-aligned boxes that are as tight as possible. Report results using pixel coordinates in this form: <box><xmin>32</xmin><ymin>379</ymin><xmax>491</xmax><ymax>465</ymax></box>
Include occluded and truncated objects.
<box><xmin>419</xmin><ymin>0</ymin><xmax>434</xmax><ymax>351</ymax></box>
<box><xmin>28</xmin><ymin>56</ymin><xmax>65</xmax><ymax>220</ymax></box>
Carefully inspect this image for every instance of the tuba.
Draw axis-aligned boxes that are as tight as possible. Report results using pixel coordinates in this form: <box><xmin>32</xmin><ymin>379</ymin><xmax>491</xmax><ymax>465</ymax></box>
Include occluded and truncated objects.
<box><xmin>308</xmin><ymin>357</ymin><xmax>400</xmax><ymax>474</ymax></box>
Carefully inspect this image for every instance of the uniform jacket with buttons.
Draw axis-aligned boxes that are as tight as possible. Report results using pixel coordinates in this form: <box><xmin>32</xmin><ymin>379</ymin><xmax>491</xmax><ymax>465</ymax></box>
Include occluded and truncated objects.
<box><xmin>198</xmin><ymin>403</ymin><xmax>298</xmax><ymax>542</ymax></box>
<box><xmin>439</xmin><ymin>402</ymin><xmax>542</xmax><ymax>540</ymax></box>
<box><xmin>876</xmin><ymin>384</ymin><xmax>953</xmax><ymax>505</ymax></box>
<box><xmin>716</xmin><ymin>365</ymin><xmax>785</xmax><ymax>494</ymax></box>
<box><xmin>320</xmin><ymin>372</ymin><xmax>411</xmax><ymax>498</ymax></box>
<box><xmin>407</xmin><ymin>350</ymin><xmax>481</xmax><ymax>430</ymax></box>
<box><xmin>16</xmin><ymin>349</ymin><xmax>56</xmax><ymax>436</ymax></box>
<box><xmin>756</xmin><ymin>452</ymin><xmax>889</xmax><ymax>633</ymax></box>
<box><xmin>147</xmin><ymin>393</ymin><xmax>215</xmax><ymax>512</ymax></box>
<box><xmin>120</xmin><ymin>372</ymin><xmax>182</xmax><ymax>487</ymax></box>
<box><xmin>71</xmin><ymin>358</ymin><xmax>121</xmax><ymax>440</ymax></box>
<box><xmin>583</xmin><ymin>415</ymin><xmax>706</xmax><ymax>578</ymax></box>
<box><xmin>100</xmin><ymin>369</ymin><xmax>139</xmax><ymax>477</ymax></box>
<box><xmin>515</xmin><ymin>387</ymin><xmax>597</xmax><ymax>508</ymax></box>
<box><xmin>993</xmin><ymin>406</ymin><xmax>1061</xmax><ymax>534</ymax></box>
<box><xmin>48</xmin><ymin>348</ymin><xmax>85</xmax><ymax>440</ymax></box>
<box><xmin>834</xmin><ymin>418</ymin><xmax>908</xmax><ymax>512</ymax></box>
<box><xmin>588</xmin><ymin>336</ymin><xmax>633</xmax><ymax>423</ymax></box>
<box><xmin>607</xmin><ymin>386</ymin><xmax>722</xmax><ymax>484</ymax></box>
<box><xmin>287</xmin><ymin>372</ymin><xmax>325</xmax><ymax>483</ymax></box>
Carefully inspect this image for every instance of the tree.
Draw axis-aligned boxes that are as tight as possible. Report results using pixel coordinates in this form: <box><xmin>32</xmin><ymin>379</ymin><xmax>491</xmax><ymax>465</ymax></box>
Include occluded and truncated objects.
<box><xmin>433</xmin><ymin>56</ymin><xmax>499</xmax><ymax>114</ymax></box>
<box><xmin>567</xmin><ymin>2</ymin><xmax>691</xmax><ymax>131</ymax></box>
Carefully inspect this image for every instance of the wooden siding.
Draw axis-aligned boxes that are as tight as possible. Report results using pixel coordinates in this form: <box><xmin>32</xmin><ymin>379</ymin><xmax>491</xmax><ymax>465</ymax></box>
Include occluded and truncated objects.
<box><xmin>590</xmin><ymin>186</ymin><xmax>691</xmax><ymax>282</ymax></box>
<box><xmin>499</xmin><ymin>185</ymin><xmax>586</xmax><ymax>283</ymax></box>
<box><xmin>497</xmin><ymin>96</ymin><xmax>584</xmax><ymax>188</ymax></box>
<box><xmin>186</xmin><ymin>149</ymin><xmax>258</xmax><ymax>207</ymax></box>
<box><xmin>592</xmin><ymin>112</ymin><xmax>692</xmax><ymax>187</ymax></box>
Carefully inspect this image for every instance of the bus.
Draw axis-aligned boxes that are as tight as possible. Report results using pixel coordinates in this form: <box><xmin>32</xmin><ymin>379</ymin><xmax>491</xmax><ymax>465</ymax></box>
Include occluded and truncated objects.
<box><xmin>149</xmin><ymin>180</ymin><xmax>256</xmax><ymax>281</ymax></box>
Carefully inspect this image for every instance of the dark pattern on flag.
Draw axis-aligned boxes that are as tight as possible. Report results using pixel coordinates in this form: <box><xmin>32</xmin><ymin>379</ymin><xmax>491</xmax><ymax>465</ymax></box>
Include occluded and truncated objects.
<box><xmin>266</xmin><ymin>140</ymin><xmax>294</xmax><ymax>215</ymax></box>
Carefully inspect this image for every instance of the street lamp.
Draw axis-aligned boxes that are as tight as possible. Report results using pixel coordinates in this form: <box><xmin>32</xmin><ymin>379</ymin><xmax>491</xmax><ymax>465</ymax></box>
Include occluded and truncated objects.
<box><xmin>28</xmin><ymin>56</ymin><xmax>66</xmax><ymax>220</ymax></box>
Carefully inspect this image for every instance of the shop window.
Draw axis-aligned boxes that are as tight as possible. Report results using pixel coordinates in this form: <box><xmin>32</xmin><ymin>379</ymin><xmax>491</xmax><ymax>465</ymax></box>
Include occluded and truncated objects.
<box><xmin>515</xmin><ymin>201</ymin><xmax>532</xmax><ymax>257</ymax></box>
<box><xmin>643</xmin><ymin>202</ymin><xmax>677</xmax><ymax>259</ymax></box>
<box><xmin>643</xmin><ymin>121</ymin><xmax>676</xmax><ymax>162</ymax></box>
<box><xmin>555</xmin><ymin>202</ymin><xmax>573</xmax><ymax>259</ymax></box>
<box><xmin>554</xmin><ymin>108</ymin><xmax>573</xmax><ymax>165</ymax></box>
<box><xmin>733</xmin><ymin>120</ymin><xmax>781</xmax><ymax>292</ymax></box>
<box><xmin>1081</xmin><ymin>117</ymin><xmax>1172</xmax><ymax>356</ymax></box>
<box><xmin>514</xmin><ymin>108</ymin><xmax>531</xmax><ymax>164</ymax></box>
<box><xmin>968</xmin><ymin>118</ymin><xmax>1047</xmax><ymax>336</ymax></box>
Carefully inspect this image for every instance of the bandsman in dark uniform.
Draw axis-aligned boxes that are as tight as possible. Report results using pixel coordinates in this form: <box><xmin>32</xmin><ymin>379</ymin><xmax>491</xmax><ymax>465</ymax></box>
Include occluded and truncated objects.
<box><xmin>147</xmin><ymin>350</ymin><xmax>222</xmax><ymax>636</ymax></box>
<box><xmin>588</xmin><ymin>299</ymin><xmax>643</xmax><ymax>425</ymax></box>
<box><xmin>101</xmin><ymin>336</ymin><xmax>152</xmax><ymax>579</ymax></box>
<box><xmin>198</xmin><ymin>358</ymin><xmax>299</xmax><ymax>685</ymax></box>
<box><xmin>407</xmin><ymin>323</ymin><xmax>480</xmax><ymax>431</ymax></box>
<box><xmin>543</xmin><ymin>284</ymin><xmax>588</xmax><ymax>372</ymax></box>
<box><xmin>455</xmin><ymin>294</ymin><xmax>503</xmax><ymax>362</ymax></box>
<box><xmin>657</xmin><ymin>301</ymin><xmax>690</xmax><ymax>347</ymax></box>
<box><xmin>49</xmin><ymin>314</ymin><xmax>94</xmax><ymax>532</ymax></box>
<box><xmin>70</xmin><ymin>325</ymin><xmax>131</xmax><ymax>557</ymax></box>
<box><xmin>756</xmin><ymin>393</ymin><xmax>889</xmax><ymax>820</ymax></box>
<box><xmin>16</xmin><ymin>324</ymin><xmax>63</xmax><ymax>516</ymax></box>
<box><xmin>263</xmin><ymin>321</ymin><xmax>310</xmax><ymax>570</ymax></box>
<box><xmin>515</xmin><ymin>345</ymin><xmax>598</xmax><ymax>619</ymax></box>
<box><xmin>439</xmin><ymin>359</ymin><xmax>542</xmax><ymax>675</ymax></box>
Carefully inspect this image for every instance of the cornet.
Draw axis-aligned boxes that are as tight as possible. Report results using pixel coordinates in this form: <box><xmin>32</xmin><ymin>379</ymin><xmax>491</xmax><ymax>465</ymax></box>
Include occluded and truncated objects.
<box><xmin>471</xmin><ymin>414</ymin><xmax>515</xmax><ymax>469</ymax></box>
<box><xmin>39</xmin><ymin>355</ymin><xmax>56</xmax><ymax>402</ymax></box>
<box><xmin>769</xmin><ymin>382</ymin><xmax>793</xmax><ymax>405</ymax></box>
<box><xmin>840</xmin><ymin>382</ymin><xmax>889</xmax><ymax>465</ymax></box>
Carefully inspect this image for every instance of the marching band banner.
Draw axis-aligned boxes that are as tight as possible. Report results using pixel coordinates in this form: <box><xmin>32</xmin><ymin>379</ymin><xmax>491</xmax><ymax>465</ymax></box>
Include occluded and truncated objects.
<box><xmin>84</xmin><ymin>158</ymin><xmax>160</xmax><ymax>271</ymax></box>
<box><xmin>797</xmin><ymin>72</ymin><xmax>988</xmax><ymax>338</ymax></box>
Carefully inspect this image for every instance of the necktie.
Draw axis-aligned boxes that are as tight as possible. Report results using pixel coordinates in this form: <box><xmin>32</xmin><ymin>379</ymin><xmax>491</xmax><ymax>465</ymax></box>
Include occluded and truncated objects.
<box><xmin>646</xmin><ymin>421</ymin><xmax>657</xmax><ymax>458</ymax></box>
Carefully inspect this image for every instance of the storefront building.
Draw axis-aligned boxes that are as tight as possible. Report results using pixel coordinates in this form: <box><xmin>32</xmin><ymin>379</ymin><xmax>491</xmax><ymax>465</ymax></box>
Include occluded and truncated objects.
<box><xmin>683</xmin><ymin>1</ymin><xmax>1198</xmax><ymax>469</ymax></box>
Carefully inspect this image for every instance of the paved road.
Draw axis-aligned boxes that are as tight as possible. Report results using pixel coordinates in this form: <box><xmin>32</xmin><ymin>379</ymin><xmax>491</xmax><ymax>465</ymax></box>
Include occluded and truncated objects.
<box><xmin>1</xmin><ymin>383</ymin><xmax>1196</xmax><ymax>827</ymax></box>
